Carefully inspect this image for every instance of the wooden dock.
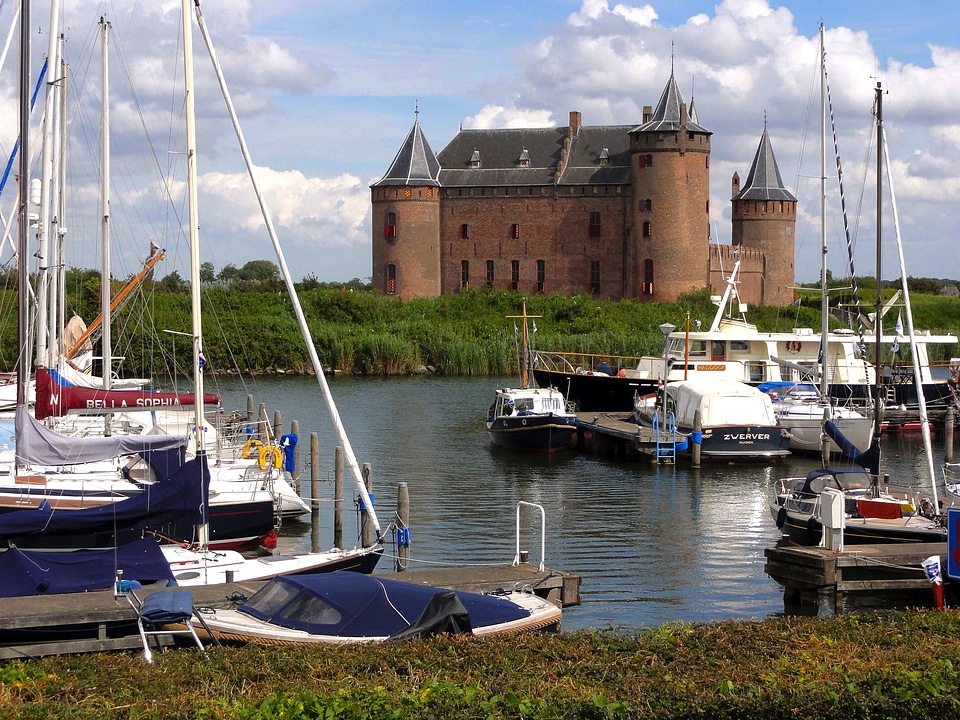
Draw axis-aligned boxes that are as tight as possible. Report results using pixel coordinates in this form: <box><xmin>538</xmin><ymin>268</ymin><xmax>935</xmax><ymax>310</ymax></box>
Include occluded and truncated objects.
<box><xmin>764</xmin><ymin>541</ymin><xmax>944</xmax><ymax>609</ymax></box>
<box><xmin>0</xmin><ymin>562</ymin><xmax>580</xmax><ymax>660</ymax></box>
<box><xmin>575</xmin><ymin>412</ymin><xmax>682</xmax><ymax>463</ymax></box>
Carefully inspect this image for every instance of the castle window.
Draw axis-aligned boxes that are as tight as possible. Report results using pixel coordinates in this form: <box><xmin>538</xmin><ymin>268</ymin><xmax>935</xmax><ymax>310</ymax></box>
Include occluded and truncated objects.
<box><xmin>510</xmin><ymin>260</ymin><xmax>520</xmax><ymax>290</ymax></box>
<box><xmin>589</xmin><ymin>261</ymin><xmax>601</xmax><ymax>295</ymax></box>
<box><xmin>486</xmin><ymin>260</ymin><xmax>495</xmax><ymax>288</ymax></box>
<box><xmin>599</xmin><ymin>147</ymin><xmax>610</xmax><ymax>166</ymax></box>
<box><xmin>589</xmin><ymin>212</ymin><xmax>601</xmax><ymax>238</ymax></box>
<box><xmin>404</xmin><ymin>188</ymin><xmax>412</xmax><ymax>197</ymax></box>
<box><xmin>460</xmin><ymin>260</ymin><xmax>469</xmax><ymax>290</ymax></box>
<box><xmin>510</xmin><ymin>223</ymin><xmax>521</xmax><ymax>240</ymax></box>
<box><xmin>706</xmin><ymin>200</ymin><xmax>709</xmax><ymax>214</ymax></box>
<box><xmin>643</xmin><ymin>198</ymin><xmax>652</xmax><ymax>212</ymax></box>
<box><xmin>386</xmin><ymin>264</ymin><xmax>397</xmax><ymax>295</ymax></box>
<box><xmin>643</xmin><ymin>259</ymin><xmax>654</xmax><ymax>296</ymax></box>
<box><xmin>536</xmin><ymin>260</ymin><xmax>545</xmax><ymax>294</ymax></box>
<box><xmin>460</xmin><ymin>223</ymin><xmax>469</xmax><ymax>239</ymax></box>
<box><xmin>470</xmin><ymin>150</ymin><xmax>481</xmax><ymax>168</ymax></box>
<box><xmin>519</xmin><ymin>148</ymin><xmax>530</xmax><ymax>167</ymax></box>
<box><xmin>385</xmin><ymin>212</ymin><xmax>397</xmax><ymax>239</ymax></box>
<box><xmin>645</xmin><ymin>154</ymin><xmax>653</xmax><ymax>167</ymax></box>
<box><xmin>642</xmin><ymin>221</ymin><xmax>651</xmax><ymax>238</ymax></box>
<box><xmin>706</xmin><ymin>155</ymin><xmax>710</xmax><ymax>168</ymax></box>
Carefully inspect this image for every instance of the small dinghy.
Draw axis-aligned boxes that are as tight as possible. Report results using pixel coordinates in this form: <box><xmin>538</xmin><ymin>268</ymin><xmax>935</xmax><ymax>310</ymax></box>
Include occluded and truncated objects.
<box><xmin>195</xmin><ymin>572</ymin><xmax>562</xmax><ymax>644</ymax></box>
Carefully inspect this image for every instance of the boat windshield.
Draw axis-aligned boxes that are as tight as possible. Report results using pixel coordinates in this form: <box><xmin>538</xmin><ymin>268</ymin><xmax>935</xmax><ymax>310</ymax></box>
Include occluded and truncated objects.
<box><xmin>242</xmin><ymin>578</ymin><xmax>299</xmax><ymax>615</ymax></box>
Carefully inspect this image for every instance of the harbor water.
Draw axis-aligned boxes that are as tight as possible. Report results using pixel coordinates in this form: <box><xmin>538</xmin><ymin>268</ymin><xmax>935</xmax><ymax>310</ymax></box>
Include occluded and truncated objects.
<box><xmin>206</xmin><ymin>374</ymin><xmax>952</xmax><ymax>632</ymax></box>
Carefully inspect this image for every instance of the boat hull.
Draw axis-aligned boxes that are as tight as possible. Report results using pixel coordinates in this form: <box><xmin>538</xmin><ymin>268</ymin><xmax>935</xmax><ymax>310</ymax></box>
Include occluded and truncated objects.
<box><xmin>681</xmin><ymin>424</ymin><xmax>791</xmax><ymax>462</ymax></box>
<box><xmin>486</xmin><ymin>416</ymin><xmax>577</xmax><ymax>453</ymax></box>
<box><xmin>772</xmin><ymin>503</ymin><xmax>946</xmax><ymax>545</ymax></box>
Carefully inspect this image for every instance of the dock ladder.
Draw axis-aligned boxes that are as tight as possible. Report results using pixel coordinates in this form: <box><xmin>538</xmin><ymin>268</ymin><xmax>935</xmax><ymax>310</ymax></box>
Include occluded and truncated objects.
<box><xmin>651</xmin><ymin>411</ymin><xmax>677</xmax><ymax>464</ymax></box>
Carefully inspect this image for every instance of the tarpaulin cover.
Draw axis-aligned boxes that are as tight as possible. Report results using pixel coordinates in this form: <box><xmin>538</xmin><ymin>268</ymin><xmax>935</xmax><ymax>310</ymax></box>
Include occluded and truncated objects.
<box><xmin>0</xmin><ymin>537</ymin><xmax>174</xmax><ymax>597</ymax></box>
<box><xmin>238</xmin><ymin>573</ymin><xmax>530</xmax><ymax>638</ymax></box>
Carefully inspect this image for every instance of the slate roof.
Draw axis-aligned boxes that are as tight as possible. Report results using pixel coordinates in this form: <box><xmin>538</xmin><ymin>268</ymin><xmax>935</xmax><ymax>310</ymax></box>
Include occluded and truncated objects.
<box><xmin>632</xmin><ymin>72</ymin><xmax>709</xmax><ymax>134</ymax></box>
<box><xmin>372</xmin><ymin>117</ymin><xmax>441</xmax><ymax>187</ymax></box>
<box><xmin>732</xmin><ymin>128</ymin><xmax>797</xmax><ymax>202</ymax></box>
<box><xmin>436</xmin><ymin>125</ymin><xmax>633</xmax><ymax>187</ymax></box>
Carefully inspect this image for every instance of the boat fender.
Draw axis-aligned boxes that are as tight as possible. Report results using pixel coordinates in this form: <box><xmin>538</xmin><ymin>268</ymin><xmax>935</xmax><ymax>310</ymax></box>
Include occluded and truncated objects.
<box><xmin>806</xmin><ymin>515</ymin><xmax>818</xmax><ymax>543</ymax></box>
<box><xmin>280</xmin><ymin>433</ymin><xmax>299</xmax><ymax>472</ymax></box>
<box><xmin>396</xmin><ymin>527</ymin><xmax>411</xmax><ymax>548</ymax></box>
<box><xmin>522</xmin><ymin>419</ymin><xmax>527</xmax><ymax>425</ymax></box>
<box><xmin>258</xmin><ymin>445</ymin><xmax>284</xmax><ymax>471</ymax></box>
<box><xmin>776</xmin><ymin>506</ymin><xmax>787</xmax><ymax>530</ymax></box>
<box><xmin>618</xmin><ymin>369</ymin><xmax>627</xmax><ymax>377</ymax></box>
<box><xmin>241</xmin><ymin>438</ymin><xmax>265</xmax><ymax>459</ymax></box>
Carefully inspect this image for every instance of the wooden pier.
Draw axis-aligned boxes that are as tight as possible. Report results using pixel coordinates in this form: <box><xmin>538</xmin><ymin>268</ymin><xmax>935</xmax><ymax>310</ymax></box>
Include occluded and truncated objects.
<box><xmin>0</xmin><ymin>562</ymin><xmax>580</xmax><ymax>660</ymax></box>
<box><xmin>575</xmin><ymin>412</ymin><xmax>682</xmax><ymax>463</ymax></box>
<box><xmin>764</xmin><ymin>541</ymin><xmax>944</xmax><ymax>609</ymax></box>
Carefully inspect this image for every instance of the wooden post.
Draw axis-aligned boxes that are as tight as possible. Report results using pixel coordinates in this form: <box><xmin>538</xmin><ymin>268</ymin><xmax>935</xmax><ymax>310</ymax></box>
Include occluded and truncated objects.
<box><xmin>273</xmin><ymin>410</ymin><xmax>282</xmax><ymax>446</ymax></box>
<box><xmin>360</xmin><ymin>463</ymin><xmax>374</xmax><ymax>549</ymax></box>
<box><xmin>691</xmin><ymin>409</ymin><xmax>702</xmax><ymax>468</ymax></box>
<box><xmin>310</xmin><ymin>432</ymin><xmax>320</xmax><ymax>553</ymax></box>
<box><xmin>245</xmin><ymin>394</ymin><xmax>254</xmax><ymax>425</ymax></box>
<box><xmin>821</xmin><ymin>407</ymin><xmax>831</xmax><ymax>467</ymax></box>
<box><xmin>396</xmin><ymin>482</ymin><xmax>409</xmax><ymax>572</ymax></box>
<box><xmin>946</xmin><ymin>408</ymin><xmax>955</xmax><ymax>464</ymax></box>
<box><xmin>333</xmin><ymin>446</ymin><xmax>343</xmax><ymax>549</ymax></box>
<box><xmin>290</xmin><ymin>420</ymin><xmax>301</xmax><ymax>486</ymax></box>
<box><xmin>258</xmin><ymin>403</ymin><xmax>267</xmax><ymax>440</ymax></box>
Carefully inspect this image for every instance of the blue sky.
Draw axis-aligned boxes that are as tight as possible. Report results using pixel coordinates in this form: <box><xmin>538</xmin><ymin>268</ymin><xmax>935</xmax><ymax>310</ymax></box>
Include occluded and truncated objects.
<box><xmin>2</xmin><ymin>0</ymin><xmax>959</xmax><ymax>287</ymax></box>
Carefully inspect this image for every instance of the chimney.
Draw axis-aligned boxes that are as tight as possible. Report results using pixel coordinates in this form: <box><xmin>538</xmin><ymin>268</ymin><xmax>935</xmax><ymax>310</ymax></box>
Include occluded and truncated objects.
<box><xmin>642</xmin><ymin>105</ymin><xmax>652</xmax><ymax>123</ymax></box>
<box><xmin>680</xmin><ymin>102</ymin><xmax>687</xmax><ymax>129</ymax></box>
<box><xmin>569</xmin><ymin>111</ymin><xmax>582</xmax><ymax>137</ymax></box>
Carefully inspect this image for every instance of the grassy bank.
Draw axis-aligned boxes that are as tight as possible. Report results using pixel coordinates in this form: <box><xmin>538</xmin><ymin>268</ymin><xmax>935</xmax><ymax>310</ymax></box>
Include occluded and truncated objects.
<box><xmin>3</xmin><ymin>284</ymin><xmax>956</xmax><ymax>378</ymax></box>
<box><xmin>3</xmin><ymin>610</ymin><xmax>960</xmax><ymax>718</ymax></box>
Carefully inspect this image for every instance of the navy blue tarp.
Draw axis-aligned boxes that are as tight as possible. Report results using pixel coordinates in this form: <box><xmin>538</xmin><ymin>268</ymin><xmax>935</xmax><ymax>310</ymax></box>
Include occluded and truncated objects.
<box><xmin>0</xmin><ymin>537</ymin><xmax>175</xmax><ymax>597</ymax></box>
<box><xmin>238</xmin><ymin>573</ymin><xmax>531</xmax><ymax>638</ymax></box>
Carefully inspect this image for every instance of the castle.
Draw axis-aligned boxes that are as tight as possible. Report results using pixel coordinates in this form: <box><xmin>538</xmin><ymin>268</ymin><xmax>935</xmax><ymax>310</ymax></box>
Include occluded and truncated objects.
<box><xmin>371</xmin><ymin>71</ymin><xmax>797</xmax><ymax>306</ymax></box>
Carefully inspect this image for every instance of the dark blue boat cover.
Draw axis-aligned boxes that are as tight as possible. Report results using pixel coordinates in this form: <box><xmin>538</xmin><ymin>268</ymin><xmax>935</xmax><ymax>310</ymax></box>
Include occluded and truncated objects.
<box><xmin>0</xmin><ymin>537</ymin><xmax>175</xmax><ymax>597</ymax></box>
<box><xmin>824</xmin><ymin>420</ymin><xmax>881</xmax><ymax>475</ymax></box>
<box><xmin>238</xmin><ymin>573</ymin><xmax>531</xmax><ymax>638</ymax></box>
<box><xmin>139</xmin><ymin>589</ymin><xmax>196</xmax><ymax>623</ymax></box>
<box><xmin>0</xmin><ymin>454</ymin><xmax>208</xmax><ymax>539</ymax></box>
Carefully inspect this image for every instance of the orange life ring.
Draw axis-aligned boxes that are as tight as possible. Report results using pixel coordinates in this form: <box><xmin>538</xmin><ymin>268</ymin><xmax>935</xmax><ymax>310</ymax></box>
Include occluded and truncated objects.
<box><xmin>786</xmin><ymin>340</ymin><xmax>802</xmax><ymax>354</ymax></box>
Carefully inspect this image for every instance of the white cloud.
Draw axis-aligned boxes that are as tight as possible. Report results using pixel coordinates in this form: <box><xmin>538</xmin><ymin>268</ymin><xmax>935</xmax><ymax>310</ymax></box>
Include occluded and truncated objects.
<box><xmin>463</xmin><ymin>104</ymin><xmax>555</xmax><ymax>129</ymax></box>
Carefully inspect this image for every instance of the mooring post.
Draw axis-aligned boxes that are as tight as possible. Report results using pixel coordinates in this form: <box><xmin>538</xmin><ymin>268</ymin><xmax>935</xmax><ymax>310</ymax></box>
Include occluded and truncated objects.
<box><xmin>334</xmin><ymin>446</ymin><xmax>343</xmax><ymax>549</ymax></box>
<box><xmin>290</xmin><ymin>420</ymin><xmax>301</xmax><ymax>487</ymax></box>
<box><xmin>310</xmin><ymin>432</ymin><xmax>320</xmax><ymax>552</ymax></box>
<box><xmin>691</xmin><ymin>409</ymin><xmax>702</xmax><ymax>468</ymax></box>
<box><xmin>821</xmin><ymin>407</ymin><xmax>831</xmax><ymax>467</ymax></box>
<box><xmin>272</xmin><ymin>411</ymin><xmax>282</xmax><ymax>446</ymax></box>
<box><xmin>258</xmin><ymin>403</ymin><xmax>267</xmax><ymax>441</ymax></box>
<box><xmin>396</xmin><ymin>482</ymin><xmax>410</xmax><ymax>572</ymax></box>
<box><xmin>245</xmin><ymin>394</ymin><xmax>254</xmax><ymax>427</ymax></box>
<box><xmin>946</xmin><ymin>408</ymin><xmax>955</xmax><ymax>464</ymax></box>
<box><xmin>361</xmin><ymin>463</ymin><xmax>374</xmax><ymax>549</ymax></box>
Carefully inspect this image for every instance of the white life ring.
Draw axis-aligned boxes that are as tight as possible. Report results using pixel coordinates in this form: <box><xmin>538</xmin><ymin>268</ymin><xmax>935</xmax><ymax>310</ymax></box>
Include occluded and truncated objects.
<box><xmin>786</xmin><ymin>340</ymin><xmax>802</xmax><ymax>354</ymax></box>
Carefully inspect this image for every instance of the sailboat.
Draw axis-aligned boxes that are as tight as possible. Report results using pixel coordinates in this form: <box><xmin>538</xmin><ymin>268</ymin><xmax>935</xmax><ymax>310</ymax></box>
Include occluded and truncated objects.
<box><xmin>766</xmin><ymin>25</ymin><xmax>872</xmax><ymax>457</ymax></box>
<box><xmin>771</xmin><ymin>73</ymin><xmax>948</xmax><ymax>546</ymax></box>
<box><xmin>485</xmin><ymin>301</ymin><xmax>577</xmax><ymax>453</ymax></box>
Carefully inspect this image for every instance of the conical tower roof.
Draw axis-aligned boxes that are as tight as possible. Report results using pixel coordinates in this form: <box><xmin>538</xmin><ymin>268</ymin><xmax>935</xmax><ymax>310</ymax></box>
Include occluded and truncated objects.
<box><xmin>732</xmin><ymin>127</ymin><xmax>796</xmax><ymax>202</ymax></box>
<box><xmin>373</xmin><ymin>116</ymin><xmax>441</xmax><ymax>187</ymax></box>
<box><xmin>633</xmin><ymin>71</ymin><xmax>709</xmax><ymax>134</ymax></box>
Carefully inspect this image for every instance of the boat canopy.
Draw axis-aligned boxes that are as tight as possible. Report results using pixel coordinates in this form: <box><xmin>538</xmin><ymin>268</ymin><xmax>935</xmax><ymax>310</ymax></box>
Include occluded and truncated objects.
<box><xmin>665</xmin><ymin>380</ymin><xmax>778</xmax><ymax>427</ymax></box>
<box><xmin>238</xmin><ymin>573</ymin><xmax>532</xmax><ymax>638</ymax></box>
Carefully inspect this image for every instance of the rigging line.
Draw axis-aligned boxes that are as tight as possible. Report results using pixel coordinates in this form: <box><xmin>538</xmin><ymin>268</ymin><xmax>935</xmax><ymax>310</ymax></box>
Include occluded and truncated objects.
<box><xmin>0</xmin><ymin>59</ymin><xmax>48</xmax><ymax>196</ymax></box>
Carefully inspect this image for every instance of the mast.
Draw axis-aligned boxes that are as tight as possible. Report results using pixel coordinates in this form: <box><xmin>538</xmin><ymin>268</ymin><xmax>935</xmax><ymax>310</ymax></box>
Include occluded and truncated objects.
<box><xmin>182</xmin><ymin>0</ymin><xmax>209</xmax><ymax>546</ymax></box>
<box><xmin>17</xmin><ymin>0</ymin><xmax>32</xmax><ymax>412</ymax></box>
<box><xmin>192</xmin><ymin>0</ymin><xmax>381</xmax><ymax>535</ymax></box>
<box><xmin>819</xmin><ymin>24</ymin><xmax>829</xmax><ymax>399</ymax></box>
<box><xmin>99</xmin><ymin>17</ymin><xmax>112</xmax><ymax>400</ymax></box>
<box><xmin>872</xmin><ymin>83</ymin><xmax>884</xmax><ymax>445</ymax></box>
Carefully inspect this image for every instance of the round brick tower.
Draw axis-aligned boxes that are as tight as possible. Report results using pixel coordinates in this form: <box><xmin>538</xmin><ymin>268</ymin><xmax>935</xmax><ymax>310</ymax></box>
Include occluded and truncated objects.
<box><xmin>731</xmin><ymin>126</ymin><xmax>797</xmax><ymax>305</ymax></box>
<box><xmin>628</xmin><ymin>73</ymin><xmax>711</xmax><ymax>301</ymax></box>
<box><xmin>371</xmin><ymin>114</ymin><xmax>441</xmax><ymax>298</ymax></box>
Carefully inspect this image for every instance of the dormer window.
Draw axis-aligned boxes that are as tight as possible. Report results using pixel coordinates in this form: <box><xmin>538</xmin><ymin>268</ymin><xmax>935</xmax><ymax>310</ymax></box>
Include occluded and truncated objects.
<box><xmin>599</xmin><ymin>147</ymin><xmax>609</xmax><ymax>166</ymax></box>
<box><xmin>519</xmin><ymin>149</ymin><xmax>530</xmax><ymax>167</ymax></box>
<box><xmin>470</xmin><ymin>150</ymin><xmax>481</xmax><ymax>168</ymax></box>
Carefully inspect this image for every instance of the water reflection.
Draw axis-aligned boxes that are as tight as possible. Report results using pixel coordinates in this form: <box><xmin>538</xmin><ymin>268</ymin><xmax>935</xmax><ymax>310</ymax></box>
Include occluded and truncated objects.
<box><xmin>207</xmin><ymin>375</ymin><xmax>951</xmax><ymax>631</ymax></box>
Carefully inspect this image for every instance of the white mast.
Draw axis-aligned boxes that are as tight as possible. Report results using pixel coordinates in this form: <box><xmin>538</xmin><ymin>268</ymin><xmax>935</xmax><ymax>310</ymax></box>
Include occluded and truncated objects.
<box><xmin>99</xmin><ymin>17</ymin><xmax>112</xmax><ymax>408</ymax></box>
<box><xmin>182</xmin><ymin>0</ymin><xmax>209</xmax><ymax>546</ymax></box>
<box><xmin>818</xmin><ymin>24</ymin><xmax>830</xmax><ymax>400</ymax></box>
<box><xmin>36</xmin><ymin>0</ymin><xmax>61</xmax><ymax>369</ymax></box>
<box><xmin>192</xmin><ymin>1</ymin><xmax>380</xmax><ymax>535</ymax></box>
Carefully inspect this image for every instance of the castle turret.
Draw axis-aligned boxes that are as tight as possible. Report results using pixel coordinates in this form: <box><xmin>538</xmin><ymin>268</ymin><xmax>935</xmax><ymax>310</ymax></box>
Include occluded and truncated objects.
<box><xmin>371</xmin><ymin>113</ymin><xmax>442</xmax><ymax>298</ymax></box>
<box><xmin>731</xmin><ymin>127</ymin><xmax>797</xmax><ymax>305</ymax></box>
<box><xmin>628</xmin><ymin>71</ymin><xmax>711</xmax><ymax>301</ymax></box>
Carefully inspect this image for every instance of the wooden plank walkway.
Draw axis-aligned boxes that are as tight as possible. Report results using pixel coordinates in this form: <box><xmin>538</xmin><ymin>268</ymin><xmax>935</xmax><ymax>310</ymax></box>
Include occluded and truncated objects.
<box><xmin>764</xmin><ymin>542</ymin><xmax>944</xmax><ymax>605</ymax></box>
<box><xmin>574</xmin><ymin>412</ymin><xmax>682</xmax><ymax>463</ymax></box>
<box><xmin>0</xmin><ymin>563</ymin><xmax>580</xmax><ymax>660</ymax></box>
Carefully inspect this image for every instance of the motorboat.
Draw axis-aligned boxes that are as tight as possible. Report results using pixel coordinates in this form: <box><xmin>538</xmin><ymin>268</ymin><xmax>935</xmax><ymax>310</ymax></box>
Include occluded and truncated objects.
<box><xmin>760</xmin><ymin>382</ymin><xmax>872</xmax><ymax>456</ymax></box>
<box><xmin>771</xmin><ymin>466</ymin><xmax>945</xmax><ymax>545</ymax></box>
<box><xmin>634</xmin><ymin>379</ymin><xmax>790</xmax><ymax>462</ymax></box>
<box><xmin>486</xmin><ymin>386</ymin><xmax>577</xmax><ymax>453</ymax></box>
<box><xmin>190</xmin><ymin>572</ymin><xmax>561</xmax><ymax>644</ymax></box>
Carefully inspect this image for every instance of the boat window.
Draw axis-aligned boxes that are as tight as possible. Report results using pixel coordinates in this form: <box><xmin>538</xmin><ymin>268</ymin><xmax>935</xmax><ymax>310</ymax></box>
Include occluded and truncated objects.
<box><xmin>515</xmin><ymin>397</ymin><xmax>534</xmax><ymax>412</ymax></box>
<box><xmin>244</xmin><ymin>580</ymin><xmax>300</xmax><ymax>616</ymax></box>
<box><xmin>711</xmin><ymin>341</ymin><xmax>726</xmax><ymax>361</ymax></box>
<box><xmin>730</xmin><ymin>341</ymin><xmax>749</xmax><ymax>352</ymax></box>
<box><xmin>746</xmin><ymin>361</ymin><xmax>765</xmax><ymax>383</ymax></box>
<box><xmin>279</xmin><ymin>592</ymin><xmax>342</xmax><ymax>626</ymax></box>
<box><xmin>688</xmin><ymin>341</ymin><xmax>707</xmax><ymax>357</ymax></box>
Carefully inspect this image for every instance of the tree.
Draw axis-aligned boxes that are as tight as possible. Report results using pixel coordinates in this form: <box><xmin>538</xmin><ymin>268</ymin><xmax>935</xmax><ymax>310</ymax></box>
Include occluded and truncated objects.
<box><xmin>200</xmin><ymin>261</ymin><xmax>216</xmax><ymax>283</ymax></box>
<box><xmin>159</xmin><ymin>271</ymin><xmax>188</xmax><ymax>293</ymax></box>
<box><xmin>218</xmin><ymin>264</ymin><xmax>241</xmax><ymax>282</ymax></box>
<box><xmin>238</xmin><ymin>260</ymin><xmax>280</xmax><ymax>282</ymax></box>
